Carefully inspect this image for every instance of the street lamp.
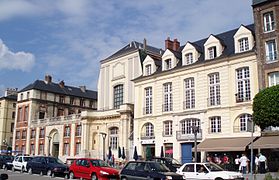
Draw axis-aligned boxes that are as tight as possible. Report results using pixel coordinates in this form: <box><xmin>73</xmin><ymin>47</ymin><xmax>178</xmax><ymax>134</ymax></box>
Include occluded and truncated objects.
<box><xmin>46</xmin><ymin>136</ymin><xmax>52</xmax><ymax>156</ymax></box>
<box><xmin>100</xmin><ymin>132</ymin><xmax>107</xmax><ymax>161</ymax></box>
<box><xmin>191</xmin><ymin>125</ymin><xmax>199</xmax><ymax>163</ymax></box>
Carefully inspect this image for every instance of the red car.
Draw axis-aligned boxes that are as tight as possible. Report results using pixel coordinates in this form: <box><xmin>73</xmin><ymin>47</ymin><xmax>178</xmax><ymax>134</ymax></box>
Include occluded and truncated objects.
<box><xmin>69</xmin><ymin>158</ymin><xmax>119</xmax><ymax>180</ymax></box>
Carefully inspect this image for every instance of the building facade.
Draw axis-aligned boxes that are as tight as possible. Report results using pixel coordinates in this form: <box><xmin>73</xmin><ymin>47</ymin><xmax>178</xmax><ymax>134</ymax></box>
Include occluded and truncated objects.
<box><xmin>134</xmin><ymin>26</ymin><xmax>261</xmax><ymax>164</ymax></box>
<box><xmin>0</xmin><ymin>89</ymin><xmax>17</xmax><ymax>151</ymax></box>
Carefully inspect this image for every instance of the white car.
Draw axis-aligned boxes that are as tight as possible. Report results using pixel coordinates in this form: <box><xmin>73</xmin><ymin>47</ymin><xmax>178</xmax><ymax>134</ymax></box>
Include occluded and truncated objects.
<box><xmin>176</xmin><ymin>162</ymin><xmax>244</xmax><ymax>180</ymax></box>
<box><xmin>12</xmin><ymin>156</ymin><xmax>33</xmax><ymax>172</ymax></box>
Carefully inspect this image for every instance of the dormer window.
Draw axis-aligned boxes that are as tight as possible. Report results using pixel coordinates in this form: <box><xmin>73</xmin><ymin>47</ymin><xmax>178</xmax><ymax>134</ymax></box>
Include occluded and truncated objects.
<box><xmin>239</xmin><ymin>38</ymin><xmax>249</xmax><ymax>52</ymax></box>
<box><xmin>185</xmin><ymin>53</ymin><xmax>193</xmax><ymax>65</ymax></box>
<box><xmin>165</xmin><ymin>59</ymin><xmax>172</xmax><ymax>70</ymax></box>
<box><xmin>208</xmin><ymin>46</ymin><xmax>217</xmax><ymax>59</ymax></box>
<box><xmin>264</xmin><ymin>11</ymin><xmax>275</xmax><ymax>32</ymax></box>
<box><xmin>145</xmin><ymin>64</ymin><xmax>152</xmax><ymax>76</ymax></box>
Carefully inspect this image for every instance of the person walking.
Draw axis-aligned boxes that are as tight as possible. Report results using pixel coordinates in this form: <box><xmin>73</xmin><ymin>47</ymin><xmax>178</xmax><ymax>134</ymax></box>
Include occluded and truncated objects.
<box><xmin>258</xmin><ymin>153</ymin><xmax>267</xmax><ymax>174</ymax></box>
<box><xmin>255</xmin><ymin>154</ymin><xmax>259</xmax><ymax>174</ymax></box>
<box><xmin>234</xmin><ymin>155</ymin><xmax>240</xmax><ymax>172</ymax></box>
<box><xmin>239</xmin><ymin>153</ymin><xmax>249</xmax><ymax>174</ymax></box>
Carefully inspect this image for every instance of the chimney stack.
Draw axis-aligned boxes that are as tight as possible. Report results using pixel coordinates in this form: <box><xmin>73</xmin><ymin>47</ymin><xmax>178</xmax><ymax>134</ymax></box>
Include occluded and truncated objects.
<box><xmin>45</xmin><ymin>75</ymin><xmax>52</xmax><ymax>84</ymax></box>
<box><xmin>59</xmin><ymin>80</ymin><xmax>65</xmax><ymax>88</ymax></box>
<box><xmin>4</xmin><ymin>88</ymin><xmax>18</xmax><ymax>97</ymax></box>
<box><xmin>165</xmin><ymin>37</ymin><xmax>174</xmax><ymax>50</ymax></box>
<box><xmin>173</xmin><ymin>38</ymin><xmax>180</xmax><ymax>51</ymax></box>
<box><xmin>143</xmin><ymin>38</ymin><xmax>147</xmax><ymax>50</ymax></box>
<box><xmin>80</xmin><ymin>86</ymin><xmax>86</xmax><ymax>92</ymax></box>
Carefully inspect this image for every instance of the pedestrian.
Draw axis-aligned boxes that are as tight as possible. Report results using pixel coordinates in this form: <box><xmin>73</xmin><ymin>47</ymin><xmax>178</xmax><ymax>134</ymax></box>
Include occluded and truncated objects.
<box><xmin>258</xmin><ymin>153</ymin><xmax>267</xmax><ymax>174</ymax></box>
<box><xmin>239</xmin><ymin>153</ymin><xmax>249</xmax><ymax>174</ymax></box>
<box><xmin>234</xmin><ymin>155</ymin><xmax>240</xmax><ymax>172</ymax></box>
<box><xmin>255</xmin><ymin>154</ymin><xmax>259</xmax><ymax>174</ymax></box>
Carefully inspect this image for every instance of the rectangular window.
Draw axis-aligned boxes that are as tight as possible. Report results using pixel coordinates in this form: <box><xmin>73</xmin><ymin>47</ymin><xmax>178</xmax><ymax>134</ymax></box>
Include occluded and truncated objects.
<box><xmin>208</xmin><ymin>46</ymin><xmax>217</xmax><ymax>59</ymax></box>
<box><xmin>24</xmin><ymin>106</ymin><xmax>29</xmax><ymax>121</ymax></box>
<box><xmin>59</xmin><ymin>96</ymin><xmax>65</xmax><ymax>103</ymax></box>
<box><xmin>22</xmin><ymin>130</ymin><xmax>27</xmax><ymax>139</ymax></box>
<box><xmin>163</xmin><ymin>83</ymin><xmax>173</xmax><ymax>112</ymax></box>
<box><xmin>165</xmin><ymin>59</ymin><xmax>172</xmax><ymax>70</ymax></box>
<box><xmin>145</xmin><ymin>64</ymin><xmax>152</xmax><ymax>75</ymax></box>
<box><xmin>236</xmin><ymin>67</ymin><xmax>251</xmax><ymax>102</ymax></box>
<box><xmin>18</xmin><ymin>107</ymin><xmax>23</xmax><ymax>122</ymax></box>
<box><xmin>164</xmin><ymin>121</ymin><xmax>173</xmax><ymax>136</ymax></box>
<box><xmin>210</xmin><ymin>116</ymin><xmax>221</xmax><ymax>133</ymax></box>
<box><xmin>208</xmin><ymin>73</ymin><xmax>221</xmax><ymax>106</ymax></box>
<box><xmin>21</xmin><ymin>145</ymin><xmax>26</xmax><ymax>154</ymax></box>
<box><xmin>75</xmin><ymin>143</ymin><xmax>81</xmax><ymax>155</ymax></box>
<box><xmin>268</xmin><ymin>72</ymin><xmax>279</xmax><ymax>87</ymax></box>
<box><xmin>63</xmin><ymin>143</ymin><xmax>69</xmax><ymax>155</ymax></box>
<box><xmin>181</xmin><ymin>119</ymin><xmax>200</xmax><ymax>135</ymax></box>
<box><xmin>40</xmin><ymin>92</ymin><xmax>47</xmax><ymax>100</ymax></box>
<box><xmin>239</xmin><ymin>38</ymin><xmax>249</xmax><ymax>52</ymax></box>
<box><xmin>266</xmin><ymin>39</ymin><xmax>277</xmax><ymax>61</ymax></box>
<box><xmin>39</xmin><ymin>128</ymin><xmax>45</xmax><ymax>138</ymax></box>
<box><xmin>64</xmin><ymin>126</ymin><xmax>71</xmax><ymax>137</ymax></box>
<box><xmin>30</xmin><ymin>144</ymin><xmax>35</xmax><ymax>155</ymax></box>
<box><xmin>80</xmin><ymin>99</ymin><xmax>85</xmax><ymax>107</ymax></box>
<box><xmin>12</xmin><ymin>111</ymin><xmax>15</xmax><ymax>119</ymax></box>
<box><xmin>27</xmin><ymin>92</ymin><xmax>30</xmax><ymax>99</ymax></box>
<box><xmin>39</xmin><ymin>144</ymin><xmax>44</xmax><ymax>155</ymax></box>
<box><xmin>109</xmin><ymin>136</ymin><xmax>118</xmax><ymax>150</ymax></box>
<box><xmin>114</xmin><ymin>85</ymin><xmax>123</xmax><ymax>109</ymax></box>
<box><xmin>145</xmin><ymin>87</ymin><xmax>152</xmax><ymax>114</ymax></box>
<box><xmin>16</xmin><ymin>131</ymin><xmax>20</xmax><ymax>139</ymax></box>
<box><xmin>20</xmin><ymin>93</ymin><xmax>23</xmax><ymax>100</ymax></box>
<box><xmin>184</xmin><ymin>78</ymin><xmax>195</xmax><ymax>109</ymax></box>
<box><xmin>31</xmin><ymin>129</ymin><xmax>36</xmax><ymax>139</ymax></box>
<box><xmin>76</xmin><ymin>125</ymin><xmax>82</xmax><ymax>136</ymax></box>
<box><xmin>185</xmin><ymin>53</ymin><xmax>193</xmax><ymax>65</ymax></box>
<box><xmin>10</xmin><ymin>123</ymin><xmax>14</xmax><ymax>132</ymax></box>
<box><xmin>264</xmin><ymin>11</ymin><xmax>275</xmax><ymax>32</ymax></box>
<box><xmin>70</xmin><ymin>97</ymin><xmax>75</xmax><ymax>105</ymax></box>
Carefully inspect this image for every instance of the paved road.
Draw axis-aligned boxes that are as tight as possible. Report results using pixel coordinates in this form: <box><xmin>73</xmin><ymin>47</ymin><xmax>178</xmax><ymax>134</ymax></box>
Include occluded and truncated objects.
<box><xmin>0</xmin><ymin>169</ymin><xmax>67</xmax><ymax>180</ymax></box>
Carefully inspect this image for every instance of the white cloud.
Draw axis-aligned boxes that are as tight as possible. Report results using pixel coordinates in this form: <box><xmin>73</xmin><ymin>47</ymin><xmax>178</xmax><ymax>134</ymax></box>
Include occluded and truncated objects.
<box><xmin>0</xmin><ymin>39</ymin><xmax>35</xmax><ymax>71</ymax></box>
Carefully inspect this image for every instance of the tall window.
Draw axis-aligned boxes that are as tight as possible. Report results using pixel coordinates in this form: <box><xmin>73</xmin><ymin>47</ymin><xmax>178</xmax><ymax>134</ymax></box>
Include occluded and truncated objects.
<box><xmin>31</xmin><ymin>129</ymin><xmax>36</xmax><ymax>139</ymax></box>
<box><xmin>39</xmin><ymin>144</ymin><xmax>44</xmax><ymax>155</ymax></box>
<box><xmin>268</xmin><ymin>72</ymin><xmax>279</xmax><ymax>87</ymax></box>
<box><xmin>16</xmin><ymin>131</ymin><xmax>20</xmax><ymax>139</ymax></box>
<box><xmin>40</xmin><ymin>92</ymin><xmax>47</xmax><ymax>100</ymax></box>
<box><xmin>145</xmin><ymin>64</ymin><xmax>152</xmax><ymax>75</ymax></box>
<box><xmin>263</xmin><ymin>11</ymin><xmax>275</xmax><ymax>32</ymax></box>
<box><xmin>185</xmin><ymin>53</ymin><xmax>193</xmax><ymax>65</ymax></box>
<box><xmin>144</xmin><ymin>123</ymin><xmax>154</xmax><ymax>137</ymax></box>
<box><xmin>181</xmin><ymin>119</ymin><xmax>200</xmax><ymax>134</ymax></box>
<box><xmin>266</xmin><ymin>39</ymin><xmax>277</xmax><ymax>61</ymax></box>
<box><xmin>27</xmin><ymin>92</ymin><xmax>30</xmax><ymax>99</ymax></box>
<box><xmin>163</xmin><ymin>83</ymin><xmax>173</xmax><ymax>112</ymax></box>
<box><xmin>59</xmin><ymin>96</ymin><xmax>65</xmax><ymax>103</ymax></box>
<box><xmin>165</xmin><ymin>59</ymin><xmax>172</xmax><ymax>70</ymax></box>
<box><xmin>109</xmin><ymin>127</ymin><xmax>118</xmax><ymax>150</ymax></box>
<box><xmin>10</xmin><ymin>123</ymin><xmax>14</xmax><ymax>132</ymax></box>
<box><xmin>75</xmin><ymin>143</ymin><xmax>81</xmax><ymax>155</ymax></box>
<box><xmin>70</xmin><ymin>97</ymin><xmax>75</xmax><ymax>105</ymax></box>
<box><xmin>63</xmin><ymin>143</ymin><xmax>69</xmax><ymax>155</ymax></box>
<box><xmin>236</xmin><ymin>67</ymin><xmax>251</xmax><ymax>102</ymax></box>
<box><xmin>64</xmin><ymin>126</ymin><xmax>71</xmax><ymax>137</ymax></box>
<box><xmin>184</xmin><ymin>78</ymin><xmax>195</xmax><ymax>109</ymax></box>
<box><xmin>18</xmin><ymin>107</ymin><xmax>23</xmax><ymax>122</ymax></box>
<box><xmin>239</xmin><ymin>38</ymin><xmax>249</xmax><ymax>52</ymax></box>
<box><xmin>24</xmin><ymin>106</ymin><xmax>29</xmax><ymax>121</ymax></box>
<box><xmin>30</xmin><ymin>144</ymin><xmax>35</xmax><ymax>155</ymax></box>
<box><xmin>163</xmin><ymin>121</ymin><xmax>173</xmax><ymax>136</ymax></box>
<box><xmin>209</xmin><ymin>73</ymin><xmax>220</xmax><ymax>106</ymax></box>
<box><xmin>210</xmin><ymin>116</ymin><xmax>221</xmax><ymax>133</ymax></box>
<box><xmin>80</xmin><ymin>99</ymin><xmax>85</xmax><ymax>107</ymax></box>
<box><xmin>39</xmin><ymin>128</ymin><xmax>45</xmax><ymax>138</ymax></box>
<box><xmin>114</xmin><ymin>84</ymin><xmax>123</xmax><ymax>109</ymax></box>
<box><xmin>145</xmin><ymin>87</ymin><xmax>152</xmax><ymax>114</ymax></box>
<box><xmin>240</xmin><ymin>114</ymin><xmax>252</xmax><ymax>132</ymax></box>
<box><xmin>208</xmin><ymin>46</ymin><xmax>217</xmax><ymax>59</ymax></box>
<box><xmin>22</xmin><ymin>130</ymin><xmax>27</xmax><ymax>139</ymax></box>
<box><xmin>76</xmin><ymin>125</ymin><xmax>82</xmax><ymax>136</ymax></box>
<box><xmin>21</xmin><ymin>145</ymin><xmax>26</xmax><ymax>154</ymax></box>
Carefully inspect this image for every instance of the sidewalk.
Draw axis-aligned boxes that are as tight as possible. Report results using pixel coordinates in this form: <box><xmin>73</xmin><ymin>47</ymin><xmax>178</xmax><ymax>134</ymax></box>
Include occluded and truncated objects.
<box><xmin>243</xmin><ymin>173</ymin><xmax>279</xmax><ymax>180</ymax></box>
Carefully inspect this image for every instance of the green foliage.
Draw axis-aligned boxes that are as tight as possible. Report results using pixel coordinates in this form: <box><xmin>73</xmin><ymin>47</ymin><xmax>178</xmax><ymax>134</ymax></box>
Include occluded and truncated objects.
<box><xmin>264</xmin><ymin>173</ymin><xmax>279</xmax><ymax>180</ymax></box>
<box><xmin>253</xmin><ymin>85</ymin><xmax>279</xmax><ymax>130</ymax></box>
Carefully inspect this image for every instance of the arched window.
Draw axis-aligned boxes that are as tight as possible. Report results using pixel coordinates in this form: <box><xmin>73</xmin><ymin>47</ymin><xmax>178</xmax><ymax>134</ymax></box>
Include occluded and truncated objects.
<box><xmin>109</xmin><ymin>127</ymin><xmax>118</xmax><ymax>150</ymax></box>
<box><xmin>180</xmin><ymin>119</ymin><xmax>200</xmax><ymax>134</ymax></box>
<box><xmin>114</xmin><ymin>84</ymin><xmax>123</xmax><ymax>109</ymax></box>
<box><xmin>142</xmin><ymin>123</ymin><xmax>154</xmax><ymax>139</ymax></box>
<box><xmin>239</xmin><ymin>114</ymin><xmax>252</xmax><ymax>132</ymax></box>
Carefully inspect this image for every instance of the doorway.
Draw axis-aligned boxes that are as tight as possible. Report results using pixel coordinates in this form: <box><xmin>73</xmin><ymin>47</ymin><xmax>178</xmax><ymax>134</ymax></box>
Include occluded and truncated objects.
<box><xmin>51</xmin><ymin>132</ymin><xmax>59</xmax><ymax>158</ymax></box>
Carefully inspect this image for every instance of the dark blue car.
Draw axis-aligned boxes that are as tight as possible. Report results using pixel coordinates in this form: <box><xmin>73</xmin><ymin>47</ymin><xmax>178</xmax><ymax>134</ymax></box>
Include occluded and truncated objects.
<box><xmin>26</xmin><ymin>156</ymin><xmax>69</xmax><ymax>178</ymax></box>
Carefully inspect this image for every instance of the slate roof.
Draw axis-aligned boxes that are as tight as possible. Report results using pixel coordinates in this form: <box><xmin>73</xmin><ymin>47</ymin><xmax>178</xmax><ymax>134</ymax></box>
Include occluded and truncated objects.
<box><xmin>0</xmin><ymin>94</ymin><xmax>17</xmax><ymax>101</ymax></box>
<box><xmin>19</xmin><ymin>80</ymin><xmax>97</xmax><ymax>100</ymax></box>
<box><xmin>252</xmin><ymin>0</ymin><xmax>270</xmax><ymax>6</ymax></box>
<box><xmin>102</xmin><ymin>41</ymin><xmax>163</xmax><ymax>62</ymax></box>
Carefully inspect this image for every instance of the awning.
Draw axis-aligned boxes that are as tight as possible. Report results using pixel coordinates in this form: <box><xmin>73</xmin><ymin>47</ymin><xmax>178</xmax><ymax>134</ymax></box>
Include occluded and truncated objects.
<box><xmin>250</xmin><ymin>135</ymin><xmax>279</xmax><ymax>149</ymax></box>
<box><xmin>196</xmin><ymin>137</ymin><xmax>256</xmax><ymax>152</ymax></box>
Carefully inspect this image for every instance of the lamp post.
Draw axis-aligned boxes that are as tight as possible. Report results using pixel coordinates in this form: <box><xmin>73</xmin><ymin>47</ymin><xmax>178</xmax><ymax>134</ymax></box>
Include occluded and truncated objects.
<box><xmin>250</xmin><ymin>120</ymin><xmax>254</xmax><ymax>180</ymax></box>
<box><xmin>46</xmin><ymin>136</ymin><xmax>52</xmax><ymax>156</ymax></box>
<box><xmin>100</xmin><ymin>132</ymin><xmax>107</xmax><ymax>161</ymax></box>
<box><xmin>191</xmin><ymin>125</ymin><xmax>199</xmax><ymax>163</ymax></box>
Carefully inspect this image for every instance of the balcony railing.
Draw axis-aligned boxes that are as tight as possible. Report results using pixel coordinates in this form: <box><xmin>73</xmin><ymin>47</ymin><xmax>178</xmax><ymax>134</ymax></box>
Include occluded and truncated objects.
<box><xmin>176</xmin><ymin>130</ymin><xmax>202</xmax><ymax>141</ymax></box>
<box><xmin>162</xmin><ymin>103</ymin><xmax>173</xmax><ymax>112</ymax></box>
<box><xmin>235</xmin><ymin>93</ymin><xmax>251</xmax><ymax>103</ymax></box>
<box><xmin>143</xmin><ymin>107</ymin><xmax>152</xmax><ymax>115</ymax></box>
<box><xmin>31</xmin><ymin>113</ymin><xmax>81</xmax><ymax>126</ymax></box>
<box><xmin>141</xmin><ymin>133</ymin><xmax>155</xmax><ymax>140</ymax></box>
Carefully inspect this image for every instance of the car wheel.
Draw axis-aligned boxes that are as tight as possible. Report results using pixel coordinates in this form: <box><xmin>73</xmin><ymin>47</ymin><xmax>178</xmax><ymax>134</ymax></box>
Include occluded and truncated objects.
<box><xmin>21</xmin><ymin>167</ymin><xmax>24</xmax><ymax>173</ymax></box>
<box><xmin>215</xmin><ymin>178</ymin><xmax>224</xmax><ymax>180</ymax></box>
<box><xmin>69</xmin><ymin>172</ymin><xmax>75</xmax><ymax>179</ymax></box>
<box><xmin>28</xmin><ymin>167</ymin><xmax>32</xmax><ymax>175</ymax></box>
<box><xmin>40</xmin><ymin>171</ymin><xmax>44</xmax><ymax>176</ymax></box>
<box><xmin>12</xmin><ymin>166</ymin><xmax>15</xmax><ymax>172</ymax></box>
<box><xmin>121</xmin><ymin>178</ymin><xmax>128</xmax><ymax>180</ymax></box>
<box><xmin>47</xmin><ymin>170</ymin><xmax>54</xmax><ymax>178</ymax></box>
<box><xmin>91</xmin><ymin>173</ymin><xmax>98</xmax><ymax>180</ymax></box>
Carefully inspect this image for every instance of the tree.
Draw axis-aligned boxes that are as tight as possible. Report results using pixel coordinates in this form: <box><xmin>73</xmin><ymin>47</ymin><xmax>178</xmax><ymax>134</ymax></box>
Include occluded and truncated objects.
<box><xmin>253</xmin><ymin>85</ymin><xmax>279</xmax><ymax>130</ymax></box>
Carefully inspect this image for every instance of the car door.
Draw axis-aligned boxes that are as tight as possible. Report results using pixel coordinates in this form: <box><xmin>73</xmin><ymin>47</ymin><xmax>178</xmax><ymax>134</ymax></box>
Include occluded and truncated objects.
<box><xmin>79</xmin><ymin>159</ymin><xmax>91</xmax><ymax>179</ymax></box>
<box><xmin>196</xmin><ymin>164</ymin><xmax>210</xmax><ymax>179</ymax></box>
<box><xmin>72</xmin><ymin>159</ymin><xmax>81</xmax><ymax>178</ymax></box>
<box><xmin>181</xmin><ymin>164</ymin><xmax>196</xmax><ymax>179</ymax></box>
<box><xmin>134</xmin><ymin>162</ymin><xmax>148</xmax><ymax>180</ymax></box>
<box><xmin>14</xmin><ymin>157</ymin><xmax>22</xmax><ymax>170</ymax></box>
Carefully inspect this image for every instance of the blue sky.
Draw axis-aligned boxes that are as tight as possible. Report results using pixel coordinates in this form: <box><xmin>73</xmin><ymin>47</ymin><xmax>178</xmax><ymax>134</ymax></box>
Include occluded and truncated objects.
<box><xmin>0</xmin><ymin>0</ymin><xmax>253</xmax><ymax>96</ymax></box>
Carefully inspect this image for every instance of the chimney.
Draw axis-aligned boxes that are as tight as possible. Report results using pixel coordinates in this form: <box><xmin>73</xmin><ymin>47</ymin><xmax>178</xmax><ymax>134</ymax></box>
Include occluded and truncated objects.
<box><xmin>59</xmin><ymin>80</ymin><xmax>65</xmax><ymax>88</ymax></box>
<box><xmin>45</xmin><ymin>75</ymin><xmax>52</xmax><ymax>84</ymax></box>
<box><xmin>173</xmin><ymin>38</ymin><xmax>180</xmax><ymax>51</ymax></box>
<box><xmin>4</xmin><ymin>88</ymin><xmax>18</xmax><ymax>97</ymax></box>
<box><xmin>80</xmin><ymin>86</ymin><xmax>86</xmax><ymax>92</ymax></box>
<box><xmin>165</xmin><ymin>37</ymin><xmax>173</xmax><ymax>50</ymax></box>
<box><xmin>143</xmin><ymin>38</ymin><xmax>147</xmax><ymax>50</ymax></box>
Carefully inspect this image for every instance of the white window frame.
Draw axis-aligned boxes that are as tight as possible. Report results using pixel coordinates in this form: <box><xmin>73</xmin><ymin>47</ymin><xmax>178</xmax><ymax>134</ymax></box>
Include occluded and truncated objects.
<box><xmin>39</xmin><ymin>144</ymin><xmax>44</xmax><ymax>155</ymax></box>
<box><xmin>236</xmin><ymin>67</ymin><xmax>251</xmax><ymax>102</ymax></box>
<box><xmin>75</xmin><ymin>143</ymin><xmax>81</xmax><ymax>155</ymax></box>
<box><xmin>163</xmin><ymin>121</ymin><xmax>173</xmax><ymax>136</ymax></box>
<box><xmin>165</xmin><ymin>59</ymin><xmax>172</xmax><ymax>70</ymax></box>
<box><xmin>109</xmin><ymin>127</ymin><xmax>118</xmax><ymax>150</ymax></box>
<box><xmin>145</xmin><ymin>87</ymin><xmax>152</xmax><ymax>114</ymax></box>
<box><xmin>64</xmin><ymin>126</ymin><xmax>70</xmax><ymax>137</ymax></box>
<box><xmin>184</xmin><ymin>78</ymin><xmax>195</xmax><ymax>109</ymax></box>
<box><xmin>208</xmin><ymin>46</ymin><xmax>217</xmax><ymax>59</ymax></box>
<box><xmin>263</xmin><ymin>11</ymin><xmax>275</xmax><ymax>32</ymax></box>
<box><xmin>239</xmin><ymin>37</ymin><xmax>249</xmax><ymax>52</ymax></box>
<box><xmin>145</xmin><ymin>123</ymin><xmax>154</xmax><ymax>137</ymax></box>
<box><xmin>185</xmin><ymin>53</ymin><xmax>193</xmax><ymax>65</ymax></box>
<box><xmin>210</xmin><ymin>116</ymin><xmax>221</xmax><ymax>133</ymax></box>
<box><xmin>181</xmin><ymin>119</ymin><xmax>200</xmax><ymax>135</ymax></box>
<box><xmin>208</xmin><ymin>73</ymin><xmax>221</xmax><ymax>106</ymax></box>
<box><xmin>163</xmin><ymin>83</ymin><xmax>173</xmax><ymax>112</ymax></box>
<box><xmin>240</xmin><ymin>114</ymin><xmax>252</xmax><ymax>132</ymax></box>
<box><xmin>63</xmin><ymin>143</ymin><xmax>69</xmax><ymax>155</ymax></box>
<box><xmin>268</xmin><ymin>72</ymin><xmax>279</xmax><ymax>87</ymax></box>
<box><xmin>114</xmin><ymin>84</ymin><xmax>124</xmax><ymax>109</ymax></box>
<box><xmin>266</xmin><ymin>39</ymin><xmax>277</xmax><ymax>62</ymax></box>
<box><xmin>145</xmin><ymin>64</ymin><xmax>152</xmax><ymax>76</ymax></box>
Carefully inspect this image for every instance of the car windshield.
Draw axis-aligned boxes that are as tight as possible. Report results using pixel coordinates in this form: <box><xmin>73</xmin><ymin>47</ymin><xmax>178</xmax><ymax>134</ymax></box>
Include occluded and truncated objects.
<box><xmin>204</xmin><ymin>163</ymin><xmax>224</xmax><ymax>171</ymax></box>
<box><xmin>164</xmin><ymin>157</ymin><xmax>181</xmax><ymax>165</ymax></box>
<box><xmin>149</xmin><ymin>162</ymin><xmax>170</xmax><ymax>172</ymax></box>
<box><xmin>23</xmin><ymin>157</ymin><xmax>32</xmax><ymax>161</ymax></box>
<box><xmin>48</xmin><ymin>157</ymin><xmax>64</xmax><ymax>164</ymax></box>
<box><xmin>4</xmin><ymin>156</ymin><xmax>13</xmax><ymax>160</ymax></box>
<box><xmin>90</xmin><ymin>159</ymin><xmax>109</xmax><ymax>167</ymax></box>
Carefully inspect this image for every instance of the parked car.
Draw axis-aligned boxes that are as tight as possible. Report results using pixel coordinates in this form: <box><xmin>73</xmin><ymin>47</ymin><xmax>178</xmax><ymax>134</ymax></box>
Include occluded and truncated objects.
<box><xmin>12</xmin><ymin>155</ymin><xmax>33</xmax><ymax>172</ymax></box>
<box><xmin>176</xmin><ymin>162</ymin><xmax>244</xmax><ymax>180</ymax></box>
<box><xmin>26</xmin><ymin>156</ymin><xmax>69</xmax><ymax>178</ymax></box>
<box><xmin>0</xmin><ymin>155</ymin><xmax>14</xmax><ymax>170</ymax></box>
<box><xmin>0</xmin><ymin>173</ymin><xmax>8</xmax><ymax>180</ymax></box>
<box><xmin>69</xmin><ymin>158</ymin><xmax>119</xmax><ymax>180</ymax></box>
<box><xmin>120</xmin><ymin>161</ymin><xmax>184</xmax><ymax>180</ymax></box>
<box><xmin>151</xmin><ymin>157</ymin><xmax>182</xmax><ymax>172</ymax></box>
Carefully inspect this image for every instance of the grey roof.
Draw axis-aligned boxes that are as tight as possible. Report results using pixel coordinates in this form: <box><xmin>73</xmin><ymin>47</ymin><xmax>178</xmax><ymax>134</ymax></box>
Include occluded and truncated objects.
<box><xmin>102</xmin><ymin>41</ymin><xmax>163</xmax><ymax>62</ymax></box>
<box><xmin>19</xmin><ymin>80</ymin><xmax>97</xmax><ymax>100</ymax></box>
<box><xmin>0</xmin><ymin>94</ymin><xmax>17</xmax><ymax>101</ymax></box>
<box><xmin>252</xmin><ymin>0</ymin><xmax>270</xmax><ymax>6</ymax></box>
